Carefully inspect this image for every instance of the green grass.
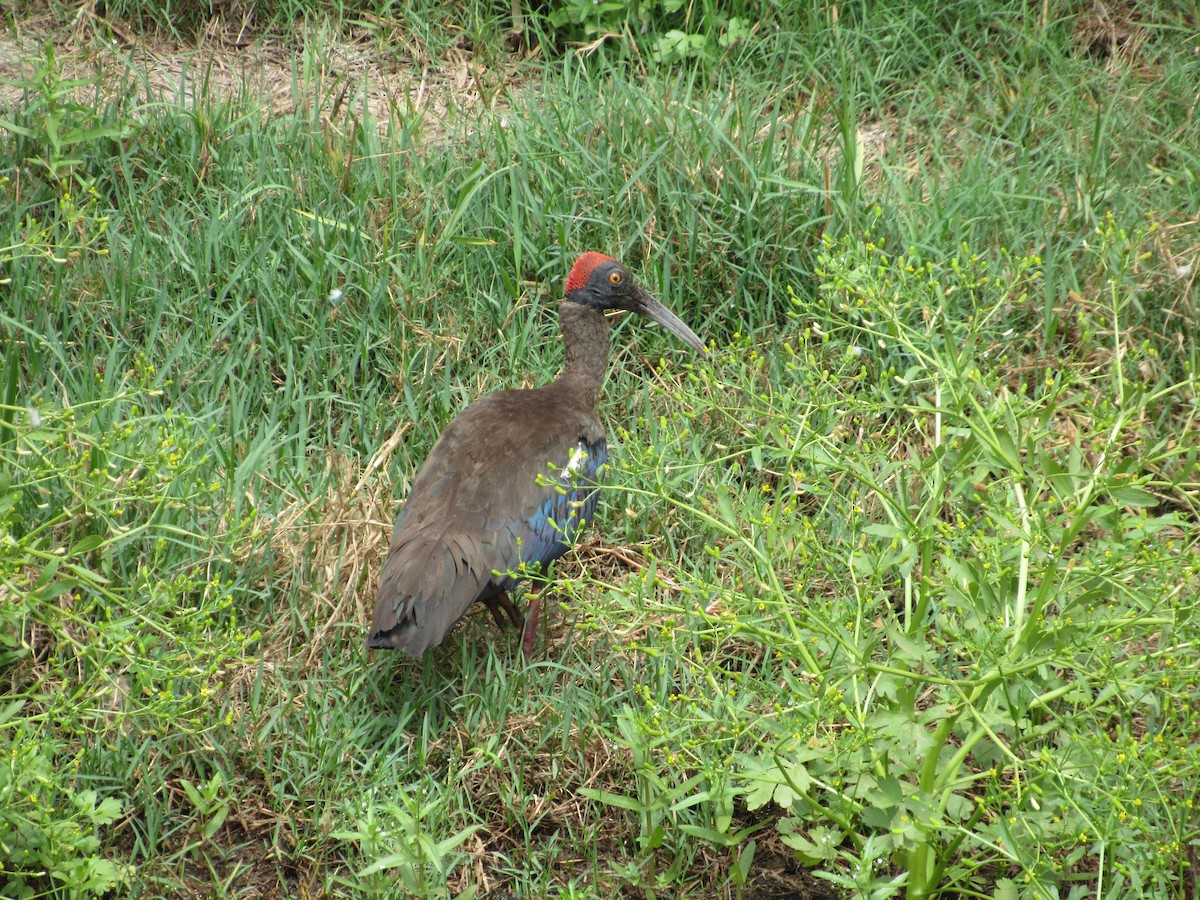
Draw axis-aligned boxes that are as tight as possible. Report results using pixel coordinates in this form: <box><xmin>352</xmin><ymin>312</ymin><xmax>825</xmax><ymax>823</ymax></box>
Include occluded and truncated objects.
<box><xmin>3</xmin><ymin>0</ymin><xmax>1199</xmax><ymax>897</ymax></box>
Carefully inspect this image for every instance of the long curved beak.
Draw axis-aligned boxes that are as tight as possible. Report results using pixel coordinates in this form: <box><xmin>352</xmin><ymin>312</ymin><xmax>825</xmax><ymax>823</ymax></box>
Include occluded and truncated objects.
<box><xmin>633</xmin><ymin>286</ymin><xmax>708</xmax><ymax>357</ymax></box>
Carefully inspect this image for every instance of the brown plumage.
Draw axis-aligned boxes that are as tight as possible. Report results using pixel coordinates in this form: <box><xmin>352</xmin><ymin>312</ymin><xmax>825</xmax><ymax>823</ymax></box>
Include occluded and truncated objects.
<box><xmin>368</xmin><ymin>253</ymin><xmax>706</xmax><ymax>657</ymax></box>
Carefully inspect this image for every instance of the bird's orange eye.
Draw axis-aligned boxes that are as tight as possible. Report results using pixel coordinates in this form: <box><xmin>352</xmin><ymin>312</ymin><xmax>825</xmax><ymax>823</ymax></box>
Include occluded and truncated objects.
<box><xmin>609</xmin><ymin>271</ymin><xmax>623</xmax><ymax>285</ymax></box>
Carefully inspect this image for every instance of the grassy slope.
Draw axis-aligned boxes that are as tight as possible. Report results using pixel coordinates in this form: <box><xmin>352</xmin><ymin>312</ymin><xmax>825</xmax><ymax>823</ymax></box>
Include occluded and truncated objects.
<box><xmin>2</xmin><ymin>1</ymin><xmax>1199</xmax><ymax>897</ymax></box>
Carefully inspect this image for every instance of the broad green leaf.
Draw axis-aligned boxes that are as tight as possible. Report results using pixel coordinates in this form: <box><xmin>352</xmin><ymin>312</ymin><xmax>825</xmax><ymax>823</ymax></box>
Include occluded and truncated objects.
<box><xmin>1109</xmin><ymin>485</ymin><xmax>1156</xmax><ymax>507</ymax></box>
<box><xmin>741</xmin><ymin>777</ymin><xmax>776</xmax><ymax>811</ymax></box>
<box><xmin>864</xmin><ymin>523</ymin><xmax>901</xmax><ymax>539</ymax></box>
<box><xmin>71</xmin><ymin>533</ymin><xmax>105</xmax><ymax>555</ymax></box>
<box><xmin>577</xmin><ymin>787</ymin><xmax>647</xmax><ymax>812</ymax></box>
<box><xmin>0</xmin><ymin>698</ymin><xmax>25</xmax><ymax>725</ymax></box>
<box><xmin>202</xmin><ymin>804</ymin><xmax>229</xmax><ymax>839</ymax></box>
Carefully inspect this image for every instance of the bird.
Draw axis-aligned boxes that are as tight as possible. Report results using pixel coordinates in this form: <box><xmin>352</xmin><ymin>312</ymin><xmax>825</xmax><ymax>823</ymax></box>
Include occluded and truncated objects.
<box><xmin>368</xmin><ymin>252</ymin><xmax>706</xmax><ymax>657</ymax></box>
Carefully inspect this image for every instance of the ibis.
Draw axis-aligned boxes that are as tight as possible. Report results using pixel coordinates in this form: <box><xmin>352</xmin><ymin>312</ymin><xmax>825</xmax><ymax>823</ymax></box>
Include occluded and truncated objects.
<box><xmin>368</xmin><ymin>252</ymin><xmax>706</xmax><ymax>656</ymax></box>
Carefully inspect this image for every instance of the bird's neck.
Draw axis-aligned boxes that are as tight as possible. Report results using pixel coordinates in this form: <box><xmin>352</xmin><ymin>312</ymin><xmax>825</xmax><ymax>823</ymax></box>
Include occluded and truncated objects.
<box><xmin>553</xmin><ymin>300</ymin><xmax>610</xmax><ymax>410</ymax></box>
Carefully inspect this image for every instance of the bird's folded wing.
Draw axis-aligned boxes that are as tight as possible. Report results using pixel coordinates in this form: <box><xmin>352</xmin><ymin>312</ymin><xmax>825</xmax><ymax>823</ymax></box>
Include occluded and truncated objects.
<box><xmin>369</xmin><ymin>400</ymin><xmax>604</xmax><ymax>655</ymax></box>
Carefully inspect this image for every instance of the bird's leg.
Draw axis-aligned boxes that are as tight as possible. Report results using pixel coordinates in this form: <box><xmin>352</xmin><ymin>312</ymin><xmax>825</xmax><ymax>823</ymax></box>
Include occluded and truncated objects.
<box><xmin>483</xmin><ymin>591</ymin><xmax>525</xmax><ymax>631</ymax></box>
<box><xmin>521</xmin><ymin>587</ymin><xmax>543</xmax><ymax>658</ymax></box>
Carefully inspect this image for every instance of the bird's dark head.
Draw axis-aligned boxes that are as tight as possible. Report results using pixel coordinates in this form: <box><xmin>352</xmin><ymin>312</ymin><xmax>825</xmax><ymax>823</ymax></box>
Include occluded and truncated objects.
<box><xmin>564</xmin><ymin>252</ymin><xmax>707</xmax><ymax>355</ymax></box>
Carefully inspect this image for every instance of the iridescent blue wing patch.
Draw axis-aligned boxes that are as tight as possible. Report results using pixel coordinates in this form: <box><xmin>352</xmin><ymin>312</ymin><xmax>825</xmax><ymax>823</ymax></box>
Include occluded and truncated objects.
<box><xmin>511</xmin><ymin>437</ymin><xmax>608</xmax><ymax>578</ymax></box>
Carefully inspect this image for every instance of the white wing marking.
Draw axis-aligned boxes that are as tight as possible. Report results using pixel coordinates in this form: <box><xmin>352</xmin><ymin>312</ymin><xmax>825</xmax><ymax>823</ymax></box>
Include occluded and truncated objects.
<box><xmin>560</xmin><ymin>443</ymin><xmax>588</xmax><ymax>482</ymax></box>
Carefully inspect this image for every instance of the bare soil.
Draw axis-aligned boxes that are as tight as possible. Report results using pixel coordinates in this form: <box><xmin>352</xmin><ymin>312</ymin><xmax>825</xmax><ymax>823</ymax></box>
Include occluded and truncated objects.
<box><xmin>0</xmin><ymin>6</ymin><xmax>519</xmax><ymax>137</ymax></box>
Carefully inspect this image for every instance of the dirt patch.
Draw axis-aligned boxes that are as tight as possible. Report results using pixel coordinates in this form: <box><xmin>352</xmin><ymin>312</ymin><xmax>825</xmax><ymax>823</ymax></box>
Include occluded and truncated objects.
<box><xmin>0</xmin><ymin>8</ymin><xmax>523</xmax><ymax>137</ymax></box>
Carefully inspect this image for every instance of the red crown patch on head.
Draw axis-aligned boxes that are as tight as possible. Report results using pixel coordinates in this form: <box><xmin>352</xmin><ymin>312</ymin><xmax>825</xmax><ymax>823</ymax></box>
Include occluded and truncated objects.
<box><xmin>565</xmin><ymin>252</ymin><xmax>616</xmax><ymax>293</ymax></box>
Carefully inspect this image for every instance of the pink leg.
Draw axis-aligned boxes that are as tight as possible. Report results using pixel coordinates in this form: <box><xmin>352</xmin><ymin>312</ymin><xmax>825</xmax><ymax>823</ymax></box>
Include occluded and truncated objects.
<box><xmin>521</xmin><ymin>589</ymin><xmax>543</xmax><ymax>658</ymax></box>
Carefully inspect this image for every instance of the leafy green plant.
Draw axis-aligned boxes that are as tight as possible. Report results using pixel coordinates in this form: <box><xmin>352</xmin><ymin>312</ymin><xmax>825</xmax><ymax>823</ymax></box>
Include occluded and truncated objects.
<box><xmin>0</xmin><ymin>719</ymin><xmax>128</xmax><ymax>897</ymax></box>
<box><xmin>577</xmin><ymin>205</ymin><xmax>1196</xmax><ymax>897</ymax></box>
<box><xmin>0</xmin><ymin>179</ymin><xmax>112</xmax><ymax>280</ymax></box>
<box><xmin>580</xmin><ymin>703</ymin><xmax>758</xmax><ymax>897</ymax></box>
<box><xmin>546</xmin><ymin>0</ymin><xmax>752</xmax><ymax>61</ymax></box>
<box><xmin>333</xmin><ymin>786</ymin><xmax>483</xmax><ymax>898</ymax></box>
<box><xmin>179</xmin><ymin>772</ymin><xmax>232</xmax><ymax>849</ymax></box>
<box><xmin>0</xmin><ymin>348</ymin><xmax>258</xmax><ymax>894</ymax></box>
<box><xmin>0</xmin><ymin>44</ymin><xmax>129</xmax><ymax>183</ymax></box>
<box><xmin>0</xmin><ymin>45</ymin><xmax>123</xmax><ymax>278</ymax></box>
<box><xmin>718</xmin><ymin>218</ymin><xmax>1198</xmax><ymax>897</ymax></box>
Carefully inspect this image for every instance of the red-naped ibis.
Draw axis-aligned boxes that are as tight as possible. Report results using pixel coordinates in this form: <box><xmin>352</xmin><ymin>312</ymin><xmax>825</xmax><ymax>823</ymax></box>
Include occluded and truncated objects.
<box><xmin>368</xmin><ymin>253</ymin><xmax>706</xmax><ymax>657</ymax></box>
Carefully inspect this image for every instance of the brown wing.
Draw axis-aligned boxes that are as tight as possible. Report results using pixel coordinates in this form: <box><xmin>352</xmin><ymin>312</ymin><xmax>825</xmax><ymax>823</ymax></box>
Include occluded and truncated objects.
<box><xmin>368</xmin><ymin>386</ymin><xmax>605</xmax><ymax>656</ymax></box>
